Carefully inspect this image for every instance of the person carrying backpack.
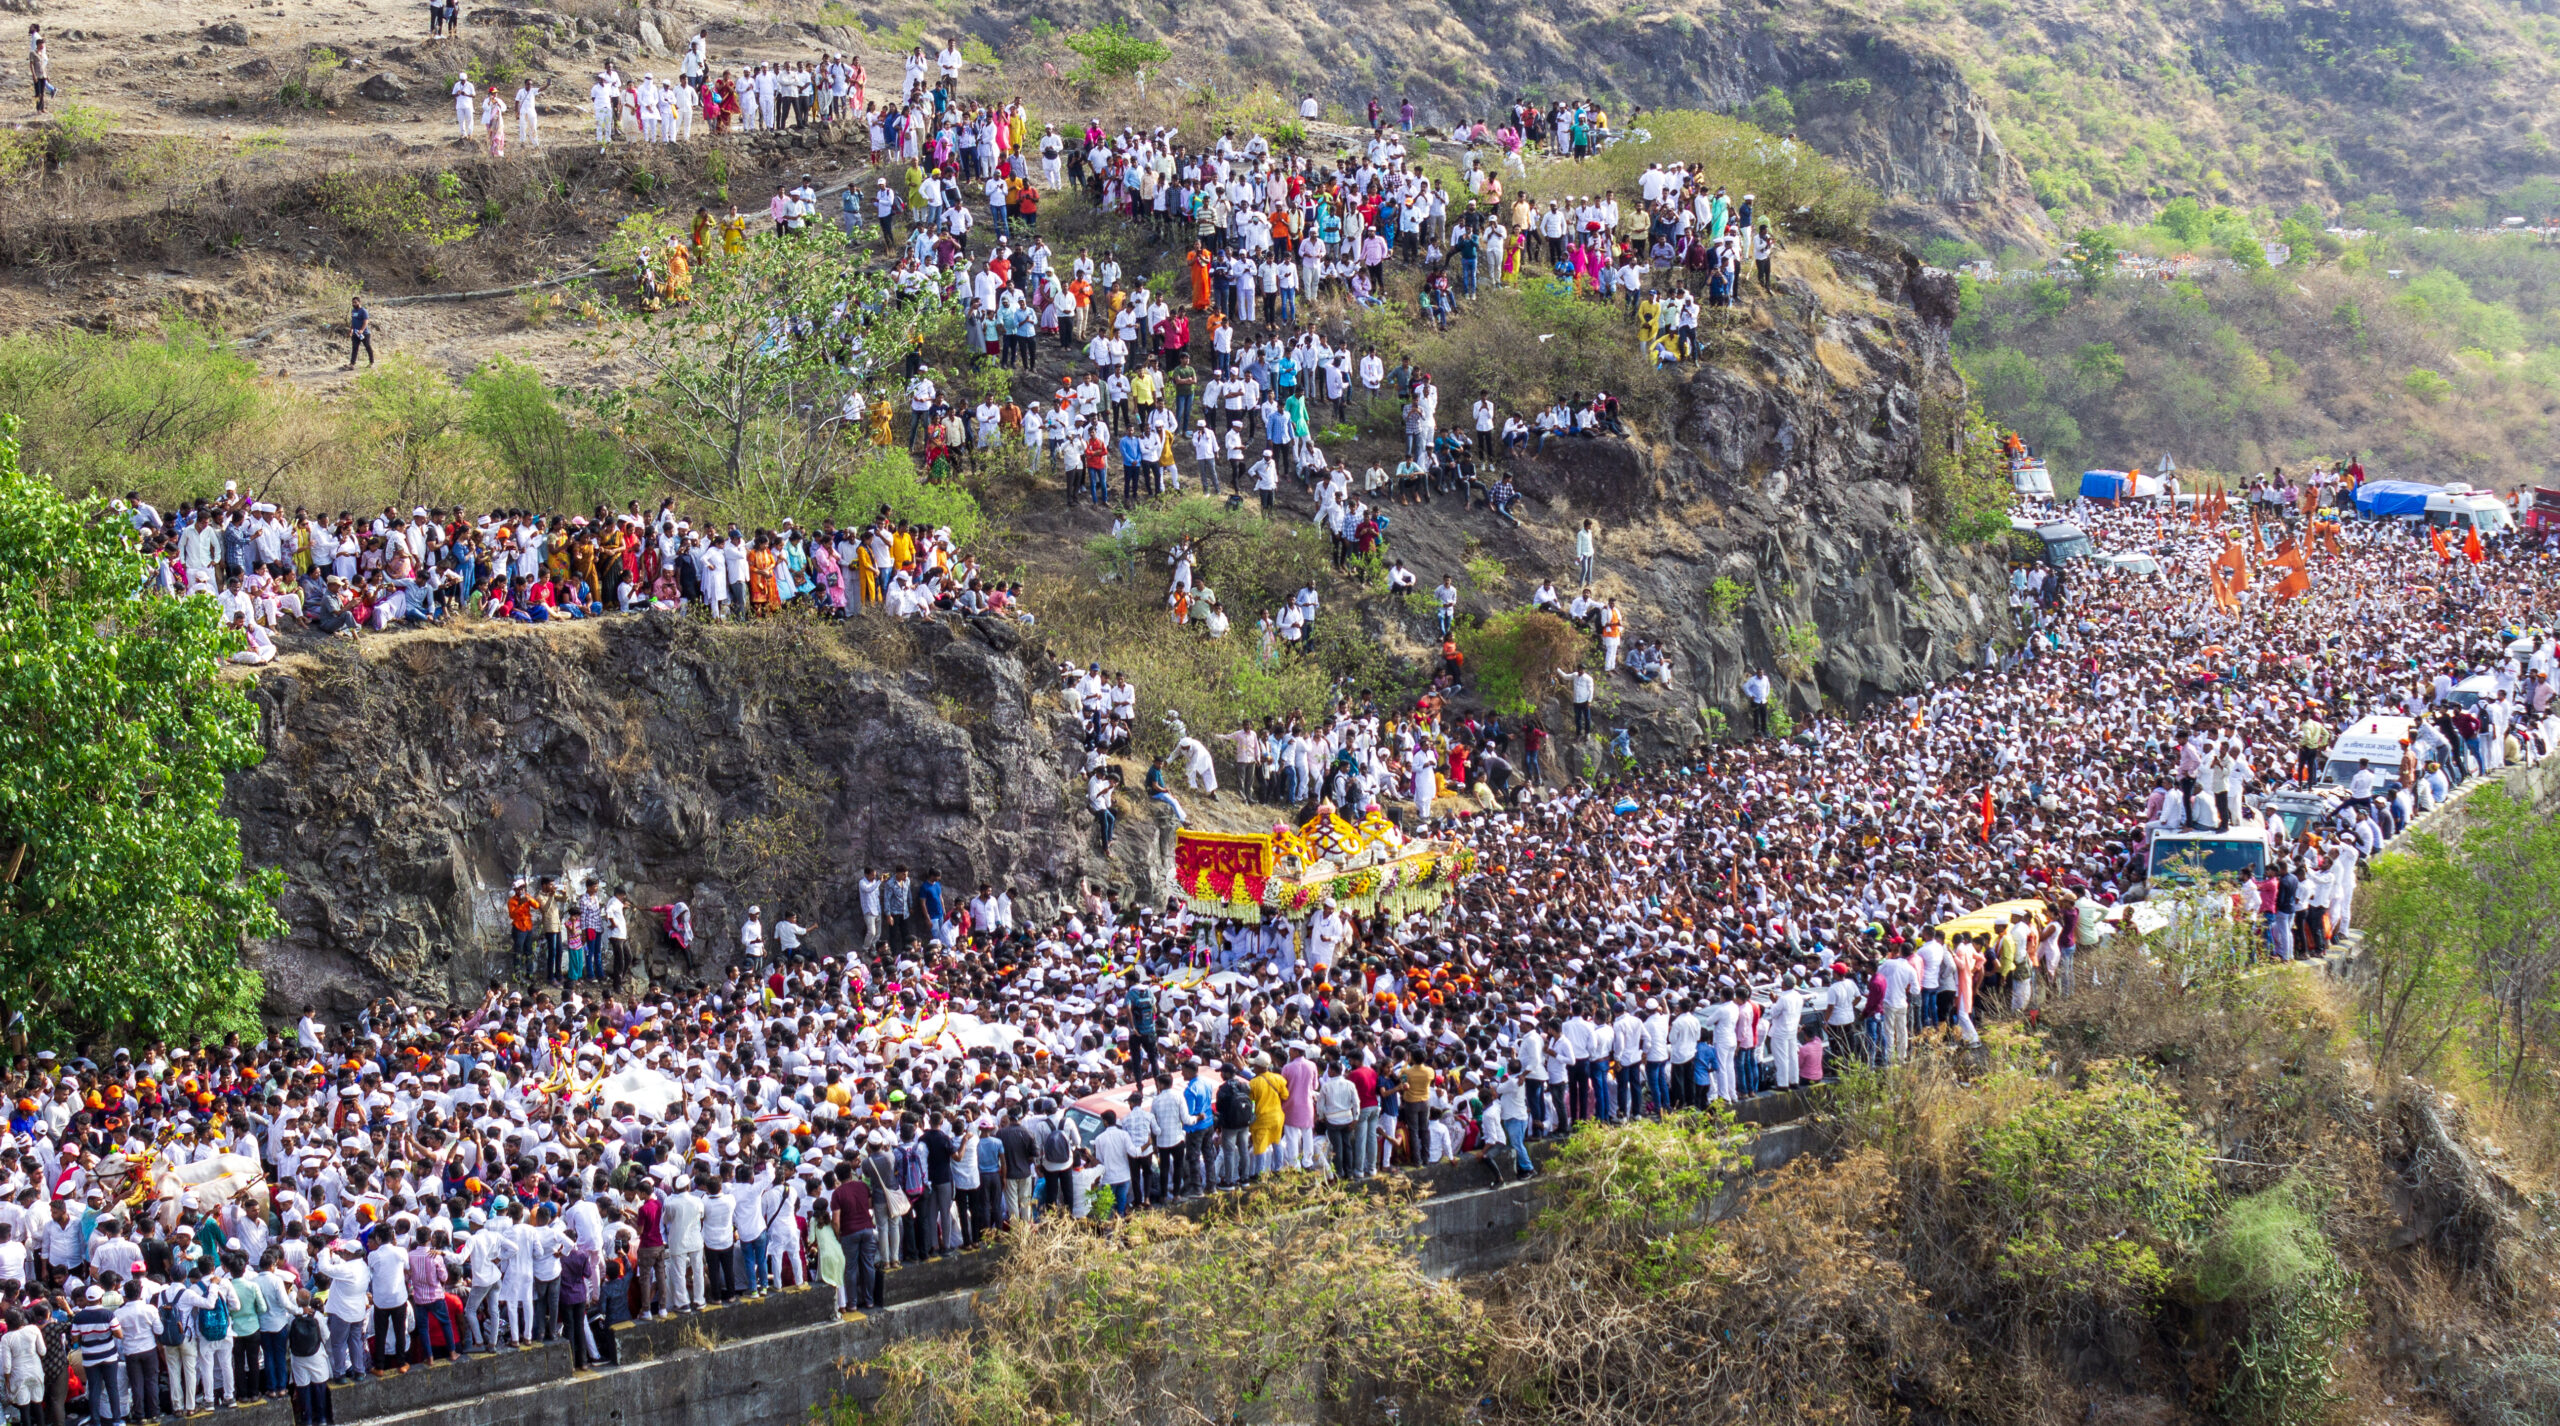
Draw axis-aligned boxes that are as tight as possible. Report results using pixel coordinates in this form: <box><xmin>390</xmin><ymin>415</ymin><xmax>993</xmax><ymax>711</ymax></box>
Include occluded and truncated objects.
<box><xmin>1033</xmin><ymin>1105</ymin><xmax>1075</xmax><ymax>1217</ymax></box>
<box><xmin>1213</xmin><ymin>1065</ymin><xmax>1254</xmax><ymax>1190</ymax></box>
<box><xmin>285</xmin><ymin>1291</ymin><xmax>333</xmax><ymax>1426</ymax></box>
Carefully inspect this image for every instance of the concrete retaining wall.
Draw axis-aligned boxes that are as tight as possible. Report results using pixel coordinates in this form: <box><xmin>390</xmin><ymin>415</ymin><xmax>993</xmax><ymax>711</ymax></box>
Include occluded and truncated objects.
<box><xmin>323</xmin><ymin>1103</ymin><xmax>1822</xmax><ymax>1426</ymax></box>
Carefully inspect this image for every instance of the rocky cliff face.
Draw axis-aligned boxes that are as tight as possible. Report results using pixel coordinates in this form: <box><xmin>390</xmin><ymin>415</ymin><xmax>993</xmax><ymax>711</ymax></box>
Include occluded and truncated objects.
<box><xmin>223</xmin><ymin>239</ymin><xmax>2001</xmax><ymax>1009</ymax></box>
<box><xmin>225</xmin><ymin>614</ymin><xmax>1165</xmax><ymax>1015</ymax></box>
<box><xmin>1462</xmin><ymin>239</ymin><xmax>2008</xmax><ymax>756</ymax></box>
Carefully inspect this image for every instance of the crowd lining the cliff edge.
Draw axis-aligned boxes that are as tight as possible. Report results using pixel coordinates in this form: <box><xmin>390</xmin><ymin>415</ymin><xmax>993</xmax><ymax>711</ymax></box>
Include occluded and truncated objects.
<box><xmin>22</xmin><ymin>46</ymin><xmax>2560</xmax><ymax>1426</ymax></box>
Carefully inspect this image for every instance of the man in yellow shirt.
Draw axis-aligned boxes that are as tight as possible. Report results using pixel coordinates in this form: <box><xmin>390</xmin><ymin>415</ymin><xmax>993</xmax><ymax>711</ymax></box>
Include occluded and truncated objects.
<box><xmin>1248</xmin><ymin>1054</ymin><xmax>1289</xmax><ymax>1179</ymax></box>
<box><xmin>1397</xmin><ymin>1056</ymin><xmax>1434</xmax><ymax>1167</ymax></box>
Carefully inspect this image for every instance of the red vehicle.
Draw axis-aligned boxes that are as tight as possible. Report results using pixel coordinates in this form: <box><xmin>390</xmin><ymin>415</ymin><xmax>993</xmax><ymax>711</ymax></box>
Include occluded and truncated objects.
<box><xmin>2523</xmin><ymin>486</ymin><xmax>2560</xmax><ymax>534</ymax></box>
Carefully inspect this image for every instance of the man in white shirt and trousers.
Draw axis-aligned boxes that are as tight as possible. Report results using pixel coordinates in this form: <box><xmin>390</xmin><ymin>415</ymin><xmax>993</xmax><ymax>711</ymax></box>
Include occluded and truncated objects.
<box><xmin>514</xmin><ymin>81</ymin><xmax>542</xmax><ymax>148</ymax></box>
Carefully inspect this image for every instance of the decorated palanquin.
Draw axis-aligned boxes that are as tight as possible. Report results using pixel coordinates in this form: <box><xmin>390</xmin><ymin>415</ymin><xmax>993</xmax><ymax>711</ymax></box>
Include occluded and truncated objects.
<box><xmin>1172</xmin><ymin>802</ymin><xmax>1477</xmax><ymax>922</ymax></box>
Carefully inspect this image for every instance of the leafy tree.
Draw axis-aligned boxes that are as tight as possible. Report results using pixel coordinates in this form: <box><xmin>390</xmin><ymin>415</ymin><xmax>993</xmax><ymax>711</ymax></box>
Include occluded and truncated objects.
<box><xmin>820</xmin><ymin>448</ymin><xmax>982</xmax><ymax>543</ymax></box>
<box><xmin>2068</xmin><ymin>226</ymin><xmax>2120</xmax><ymax>291</ymax></box>
<box><xmin>0</xmin><ymin>420</ymin><xmax>282</xmax><ymax>1040</ymax></box>
<box><xmin>1916</xmin><ymin>392</ymin><xmax>2013</xmax><ymax>543</ymax></box>
<box><xmin>1456</xmin><ymin>609</ymin><xmax>1583</xmax><ymax>716</ymax></box>
<box><xmin>596</xmin><ymin>224</ymin><xmax>955</xmax><ymax>528</ymax></box>
<box><xmin>350</xmin><ymin>353</ymin><xmax>482</xmax><ymax>508</ymax></box>
<box><xmin>463</xmin><ymin>357</ymin><xmax>629</xmax><ymax>512</ymax></box>
<box><xmin>2156</xmin><ymin>196</ymin><xmax>2209</xmax><ymax>245</ymax></box>
<box><xmin>2360</xmin><ymin>788</ymin><xmax>2560</xmax><ymax>1101</ymax></box>
<box><xmin>0</xmin><ymin>320</ymin><xmax>275</xmax><ymax>498</ymax></box>
<box><xmin>1061</xmin><ymin>22</ymin><xmax>1169</xmax><ymax>89</ymax></box>
<box><xmin>1746</xmin><ymin>86</ymin><xmax>1796</xmax><ymax>131</ymax></box>
<box><xmin>2070</xmin><ymin>340</ymin><xmax>2127</xmax><ymax>391</ymax></box>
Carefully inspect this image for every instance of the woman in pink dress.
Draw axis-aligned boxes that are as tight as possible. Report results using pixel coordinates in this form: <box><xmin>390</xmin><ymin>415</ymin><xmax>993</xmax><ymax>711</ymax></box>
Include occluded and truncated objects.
<box><xmin>811</xmin><ymin>538</ymin><xmax>846</xmax><ymax>614</ymax></box>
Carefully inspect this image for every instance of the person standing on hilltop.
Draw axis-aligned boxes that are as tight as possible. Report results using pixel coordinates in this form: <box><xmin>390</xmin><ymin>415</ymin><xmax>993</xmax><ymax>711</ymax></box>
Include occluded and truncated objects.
<box><xmin>452</xmin><ymin>73</ymin><xmax>476</xmax><ymax>142</ymax></box>
<box><xmin>483</xmin><ymin>84</ymin><xmax>506</xmax><ymax>158</ymax></box>
<box><xmin>345</xmin><ymin>296</ymin><xmax>374</xmax><ymax>370</ymax></box>
<box><xmin>27</xmin><ymin>29</ymin><xmax>51</xmax><ymax>115</ymax></box>
<box><xmin>514</xmin><ymin>78</ymin><xmax>542</xmax><ymax>149</ymax></box>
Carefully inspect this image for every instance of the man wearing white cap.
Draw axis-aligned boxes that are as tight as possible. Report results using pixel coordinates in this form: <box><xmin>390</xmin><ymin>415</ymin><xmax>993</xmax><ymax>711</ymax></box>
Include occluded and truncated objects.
<box><xmin>461</xmin><ymin>1208</ymin><xmax>503</xmax><ymax>1351</ymax></box>
<box><xmin>452</xmin><ymin>74</ymin><xmax>476</xmax><ymax>141</ymax></box>
<box><xmin>590</xmin><ymin>72</ymin><xmax>616</xmax><ymax>144</ymax></box>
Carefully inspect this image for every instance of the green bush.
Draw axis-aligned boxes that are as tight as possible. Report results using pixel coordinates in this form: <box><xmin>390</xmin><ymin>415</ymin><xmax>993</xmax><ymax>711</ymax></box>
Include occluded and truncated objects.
<box><xmin>1062</xmin><ymin>22</ymin><xmax>1168</xmax><ymax>88</ymax></box>
<box><xmin>1457</xmin><ymin>609</ymin><xmax>1583</xmax><ymax>716</ymax></box>
<box><xmin>2404</xmin><ymin>367</ymin><xmax>2453</xmax><ymax>403</ymax></box>
<box><xmin>822</xmin><ymin>448</ymin><xmax>982</xmax><ymax>543</ymax></box>
<box><xmin>1513</xmin><ymin>107</ymin><xmax>1876</xmax><ymax>240</ymax></box>
<box><xmin>279</xmin><ymin>47</ymin><xmax>344</xmax><ymax>109</ymax></box>
<box><xmin>1745</xmin><ymin>86</ymin><xmax>1795</xmax><ymax>131</ymax></box>
<box><xmin>1399</xmin><ymin>282</ymin><xmax>1667</xmax><ymax>430</ymax></box>
<box><xmin>464</xmin><ymin>357</ymin><xmax>631</xmax><ymax>512</ymax></box>
<box><xmin>1771</xmin><ymin>623</ymin><xmax>1821</xmax><ymax>681</ymax></box>
<box><xmin>350</xmin><ymin>353</ymin><xmax>483</xmax><ymax>507</ymax></box>
<box><xmin>1967</xmin><ymin>1066</ymin><xmax>2217</xmax><ymax>1310</ymax></box>
<box><xmin>1708</xmin><ymin>576</ymin><xmax>1746</xmax><ymax>623</ymax></box>
<box><xmin>0</xmin><ymin>320</ymin><xmax>271</xmax><ymax>498</ymax></box>
<box><xmin>2194</xmin><ymin>1176</ymin><xmax>2337</xmax><ymax>1305</ymax></box>
<box><xmin>43</xmin><ymin>101</ymin><xmax>116</xmax><ymax>165</ymax></box>
<box><xmin>314</xmin><ymin>168</ymin><xmax>481</xmax><ymax>247</ymax></box>
<box><xmin>2199</xmin><ymin>1178</ymin><xmax>2360</xmax><ymax>1426</ymax></box>
<box><xmin>1916</xmin><ymin>390</ymin><xmax>2026</xmax><ymax>541</ymax></box>
<box><xmin>1532</xmin><ymin>1108</ymin><xmax>1754</xmax><ymax>1241</ymax></box>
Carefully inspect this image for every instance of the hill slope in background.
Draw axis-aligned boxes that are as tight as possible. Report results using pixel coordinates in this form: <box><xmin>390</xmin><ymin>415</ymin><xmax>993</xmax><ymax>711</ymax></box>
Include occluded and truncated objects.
<box><xmin>9</xmin><ymin>0</ymin><xmax>2560</xmax><ymax>480</ymax></box>
<box><xmin>820</xmin><ymin>0</ymin><xmax>2560</xmax><ymax>243</ymax></box>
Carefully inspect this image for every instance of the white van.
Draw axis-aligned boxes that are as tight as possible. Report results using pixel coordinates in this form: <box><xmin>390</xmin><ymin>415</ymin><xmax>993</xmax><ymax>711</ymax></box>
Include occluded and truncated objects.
<box><xmin>2426</xmin><ymin>485</ymin><xmax>2514</xmax><ymax>534</ymax></box>
<box><xmin>2321</xmin><ymin>714</ymin><xmax>2446</xmax><ymax>790</ymax></box>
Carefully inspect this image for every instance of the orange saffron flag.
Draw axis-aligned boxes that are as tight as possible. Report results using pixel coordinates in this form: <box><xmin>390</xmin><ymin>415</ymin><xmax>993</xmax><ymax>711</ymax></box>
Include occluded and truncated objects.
<box><xmin>2216</xmin><ymin>539</ymin><xmax>2251</xmax><ymax>595</ymax></box>
<box><xmin>2465</xmin><ymin>525</ymin><xmax>2486</xmax><ymax>564</ymax></box>
<box><xmin>2431</xmin><ymin>527</ymin><xmax>2451</xmax><ymax>564</ymax></box>
<box><xmin>2268</xmin><ymin>545</ymin><xmax>2309</xmax><ymax>600</ymax></box>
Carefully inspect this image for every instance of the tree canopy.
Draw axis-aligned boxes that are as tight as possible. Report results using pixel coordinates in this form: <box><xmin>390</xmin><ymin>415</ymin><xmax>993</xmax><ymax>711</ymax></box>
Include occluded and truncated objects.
<box><xmin>595</xmin><ymin>223</ymin><xmax>957</xmax><ymax>529</ymax></box>
<box><xmin>0</xmin><ymin>419</ymin><xmax>282</xmax><ymax>1040</ymax></box>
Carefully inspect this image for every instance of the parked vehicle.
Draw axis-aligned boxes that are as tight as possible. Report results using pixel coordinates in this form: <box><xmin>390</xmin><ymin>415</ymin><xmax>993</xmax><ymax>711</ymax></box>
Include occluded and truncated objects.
<box><xmin>2145</xmin><ymin>820</ymin><xmax>2271</xmax><ymax>886</ymax></box>
<box><xmin>2424</xmin><ymin>485</ymin><xmax>2513</xmax><ymax>534</ymax></box>
<box><xmin>2519</xmin><ymin>486</ymin><xmax>2560</xmax><ymax>535</ymax></box>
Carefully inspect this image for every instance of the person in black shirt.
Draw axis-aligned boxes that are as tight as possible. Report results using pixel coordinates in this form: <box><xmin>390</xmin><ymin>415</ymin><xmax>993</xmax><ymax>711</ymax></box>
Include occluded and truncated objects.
<box><xmin>347</xmin><ymin>298</ymin><xmax>375</xmax><ymax>370</ymax></box>
<box><xmin>919</xmin><ymin>1117</ymin><xmax>957</xmax><ymax>1258</ymax></box>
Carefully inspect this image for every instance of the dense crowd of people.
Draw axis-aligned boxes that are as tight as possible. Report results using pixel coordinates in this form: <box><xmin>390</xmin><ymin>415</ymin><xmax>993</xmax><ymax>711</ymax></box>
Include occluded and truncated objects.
<box><xmin>124</xmin><ymin>492</ymin><xmax>1023</xmax><ymax>655</ymax></box>
<box><xmin>36</xmin><ymin>438</ymin><xmax>2556</xmax><ymax>1426</ymax></box>
<box><xmin>30</xmin><ymin>39</ymin><xmax>2560</xmax><ymax>1426</ymax></box>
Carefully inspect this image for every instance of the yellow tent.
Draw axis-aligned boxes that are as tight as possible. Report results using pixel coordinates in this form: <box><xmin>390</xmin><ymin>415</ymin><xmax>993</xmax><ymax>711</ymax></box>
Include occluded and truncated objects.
<box><xmin>1933</xmin><ymin>898</ymin><xmax>2052</xmax><ymax>941</ymax></box>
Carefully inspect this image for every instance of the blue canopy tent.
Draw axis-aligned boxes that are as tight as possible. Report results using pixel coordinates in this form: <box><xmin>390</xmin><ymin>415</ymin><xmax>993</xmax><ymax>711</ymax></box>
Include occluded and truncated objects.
<box><xmin>2079</xmin><ymin>470</ymin><xmax>2136</xmax><ymax>502</ymax></box>
<box><xmin>2353</xmin><ymin>480</ymin><xmax>2438</xmax><ymax>519</ymax></box>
